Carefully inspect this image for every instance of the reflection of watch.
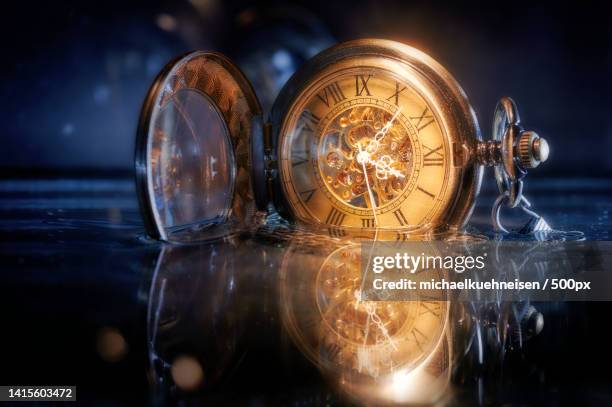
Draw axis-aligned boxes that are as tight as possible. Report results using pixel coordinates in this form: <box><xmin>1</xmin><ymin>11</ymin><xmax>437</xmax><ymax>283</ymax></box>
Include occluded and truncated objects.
<box><xmin>145</xmin><ymin>227</ymin><xmax>546</xmax><ymax>403</ymax></box>
<box><xmin>146</xmin><ymin>241</ymin><xmax>246</xmax><ymax>399</ymax></box>
<box><xmin>136</xmin><ymin>38</ymin><xmax>549</xmax><ymax>242</ymax></box>
<box><xmin>279</xmin><ymin>237</ymin><xmax>453</xmax><ymax>405</ymax></box>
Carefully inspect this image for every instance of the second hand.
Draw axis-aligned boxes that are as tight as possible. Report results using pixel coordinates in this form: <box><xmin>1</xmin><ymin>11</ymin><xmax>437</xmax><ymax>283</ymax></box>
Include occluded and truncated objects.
<box><xmin>358</xmin><ymin>142</ymin><xmax>380</xmax><ymax>298</ymax></box>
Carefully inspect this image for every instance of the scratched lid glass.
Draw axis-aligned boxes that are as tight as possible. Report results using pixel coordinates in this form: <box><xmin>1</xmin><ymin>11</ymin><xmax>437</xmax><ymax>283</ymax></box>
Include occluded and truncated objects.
<box><xmin>135</xmin><ymin>52</ymin><xmax>264</xmax><ymax>242</ymax></box>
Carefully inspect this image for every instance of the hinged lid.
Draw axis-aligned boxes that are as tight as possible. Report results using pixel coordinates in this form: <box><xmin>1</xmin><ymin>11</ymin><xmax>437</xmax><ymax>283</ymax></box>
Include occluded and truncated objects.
<box><xmin>135</xmin><ymin>51</ymin><xmax>265</xmax><ymax>242</ymax></box>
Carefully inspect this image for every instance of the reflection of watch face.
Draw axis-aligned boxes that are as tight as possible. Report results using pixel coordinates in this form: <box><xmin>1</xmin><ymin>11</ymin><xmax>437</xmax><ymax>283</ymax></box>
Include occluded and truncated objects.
<box><xmin>279</xmin><ymin>239</ymin><xmax>451</xmax><ymax>404</ymax></box>
<box><xmin>280</xmin><ymin>67</ymin><xmax>451</xmax><ymax>229</ymax></box>
<box><xmin>137</xmin><ymin>39</ymin><xmax>549</xmax><ymax>242</ymax></box>
<box><xmin>314</xmin><ymin>245</ymin><xmax>448</xmax><ymax>377</ymax></box>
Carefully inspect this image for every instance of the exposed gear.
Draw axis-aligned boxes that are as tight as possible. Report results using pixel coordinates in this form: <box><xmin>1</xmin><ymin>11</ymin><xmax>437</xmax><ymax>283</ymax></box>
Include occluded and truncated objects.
<box><xmin>318</xmin><ymin>106</ymin><xmax>413</xmax><ymax>208</ymax></box>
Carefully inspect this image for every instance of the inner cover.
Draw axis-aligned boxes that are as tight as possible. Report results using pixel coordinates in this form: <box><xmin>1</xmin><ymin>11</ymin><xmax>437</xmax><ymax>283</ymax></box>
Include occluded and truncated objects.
<box><xmin>136</xmin><ymin>51</ymin><xmax>262</xmax><ymax>241</ymax></box>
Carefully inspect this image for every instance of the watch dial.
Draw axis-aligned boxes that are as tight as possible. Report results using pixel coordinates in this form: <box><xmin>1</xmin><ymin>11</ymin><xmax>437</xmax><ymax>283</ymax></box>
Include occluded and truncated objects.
<box><xmin>280</xmin><ymin>66</ymin><xmax>454</xmax><ymax>229</ymax></box>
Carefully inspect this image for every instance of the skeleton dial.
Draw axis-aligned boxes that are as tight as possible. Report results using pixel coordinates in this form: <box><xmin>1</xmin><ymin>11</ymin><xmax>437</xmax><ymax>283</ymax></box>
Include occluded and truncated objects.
<box><xmin>314</xmin><ymin>246</ymin><xmax>447</xmax><ymax>376</ymax></box>
<box><xmin>280</xmin><ymin>67</ymin><xmax>452</xmax><ymax>229</ymax></box>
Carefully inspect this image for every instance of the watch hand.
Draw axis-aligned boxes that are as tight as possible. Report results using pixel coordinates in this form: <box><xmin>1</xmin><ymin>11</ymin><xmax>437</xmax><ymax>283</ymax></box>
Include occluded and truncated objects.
<box><xmin>365</xmin><ymin>106</ymin><xmax>403</xmax><ymax>155</ymax></box>
<box><xmin>357</xmin><ymin>143</ymin><xmax>380</xmax><ymax>219</ymax></box>
<box><xmin>355</xmin><ymin>110</ymin><xmax>405</xmax><ymax>299</ymax></box>
<box><xmin>357</xmin><ymin>146</ymin><xmax>405</xmax><ymax>180</ymax></box>
<box><xmin>357</xmin><ymin>144</ymin><xmax>381</xmax><ymax>303</ymax></box>
<box><xmin>377</xmin><ymin>106</ymin><xmax>403</xmax><ymax>139</ymax></box>
<box><xmin>364</xmin><ymin>302</ymin><xmax>398</xmax><ymax>350</ymax></box>
<box><xmin>356</xmin><ymin>107</ymin><xmax>405</xmax><ymax>180</ymax></box>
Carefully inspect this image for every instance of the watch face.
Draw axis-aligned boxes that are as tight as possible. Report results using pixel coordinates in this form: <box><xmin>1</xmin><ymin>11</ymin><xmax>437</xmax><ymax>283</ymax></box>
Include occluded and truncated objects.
<box><xmin>280</xmin><ymin>66</ymin><xmax>454</xmax><ymax>229</ymax></box>
<box><xmin>274</xmin><ymin>40</ymin><xmax>481</xmax><ymax>230</ymax></box>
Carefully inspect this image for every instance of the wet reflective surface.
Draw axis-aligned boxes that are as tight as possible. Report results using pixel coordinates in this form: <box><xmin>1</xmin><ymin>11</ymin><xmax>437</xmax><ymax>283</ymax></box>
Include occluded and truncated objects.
<box><xmin>1</xmin><ymin>176</ymin><xmax>612</xmax><ymax>405</ymax></box>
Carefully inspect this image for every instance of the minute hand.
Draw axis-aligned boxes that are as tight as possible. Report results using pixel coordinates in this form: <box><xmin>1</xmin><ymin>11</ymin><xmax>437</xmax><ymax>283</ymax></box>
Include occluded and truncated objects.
<box><xmin>366</xmin><ymin>107</ymin><xmax>403</xmax><ymax>154</ymax></box>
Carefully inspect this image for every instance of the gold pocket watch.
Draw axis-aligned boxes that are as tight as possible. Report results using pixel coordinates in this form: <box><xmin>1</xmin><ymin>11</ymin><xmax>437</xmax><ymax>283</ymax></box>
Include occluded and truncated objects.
<box><xmin>136</xmin><ymin>39</ymin><xmax>549</xmax><ymax>241</ymax></box>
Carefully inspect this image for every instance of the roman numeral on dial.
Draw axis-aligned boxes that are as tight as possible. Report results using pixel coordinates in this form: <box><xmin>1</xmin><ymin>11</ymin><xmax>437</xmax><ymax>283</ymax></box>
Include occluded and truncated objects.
<box><xmin>361</xmin><ymin>218</ymin><xmax>376</xmax><ymax>228</ymax></box>
<box><xmin>410</xmin><ymin>328</ymin><xmax>428</xmax><ymax>352</ymax></box>
<box><xmin>327</xmin><ymin>227</ymin><xmax>347</xmax><ymax>238</ymax></box>
<box><xmin>416</xmin><ymin>186</ymin><xmax>435</xmax><ymax>199</ymax></box>
<box><xmin>292</xmin><ymin>150</ymin><xmax>308</xmax><ymax>167</ymax></box>
<box><xmin>387</xmin><ymin>81</ymin><xmax>407</xmax><ymax>106</ymax></box>
<box><xmin>323</xmin><ymin>342</ymin><xmax>342</xmax><ymax>360</ymax></box>
<box><xmin>355</xmin><ymin>74</ymin><xmax>372</xmax><ymax>96</ymax></box>
<box><xmin>316</xmin><ymin>82</ymin><xmax>346</xmax><ymax>107</ymax></box>
<box><xmin>423</xmin><ymin>144</ymin><xmax>444</xmax><ymax>166</ymax></box>
<box><xmin>410</xmin><ymin>106</ymin><xmax>435</xmax><ymax>131</ymax></box>
<box><xmin>396</xmin><ymin>231</ymin><xmax>409</xmax><ymax>241</ymax></box>
<box><xmin>325</xmin><ymin>207</ymin><xmax>346</xmax><ymax>226</ymax></box>
<box><xmin>298</xmin><ymin>110</ymin><xmax>320</xmax><ymax>132</ymax></box>
<box><xmin>298</xmin><ymin>188</ymin><xmax>316</xmax><ymax>203</ymax></box>
<box><xmin>420</xmin><ymin>301</ymin><xmax>441</xmax><ymax>317</ymax></box>
<box><xmin>393</xmin><ymin>208</ymin><xmax>409</xmax><ymax>226</ymax></box>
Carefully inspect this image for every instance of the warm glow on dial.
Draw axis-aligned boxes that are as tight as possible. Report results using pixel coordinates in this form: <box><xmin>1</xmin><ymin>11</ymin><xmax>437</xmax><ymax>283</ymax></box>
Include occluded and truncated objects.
<box><xmin>280</xmin><ymin>67</ymin><xmax>452</xmax><ymax>229</ymax></box>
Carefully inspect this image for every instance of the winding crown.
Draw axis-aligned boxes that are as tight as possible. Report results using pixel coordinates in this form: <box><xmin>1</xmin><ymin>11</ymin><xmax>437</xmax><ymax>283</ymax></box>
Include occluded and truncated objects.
<box><xmin>518</xmin><ymin>131</ymin><xmax>549</xmax><ymax>169</ymax></box>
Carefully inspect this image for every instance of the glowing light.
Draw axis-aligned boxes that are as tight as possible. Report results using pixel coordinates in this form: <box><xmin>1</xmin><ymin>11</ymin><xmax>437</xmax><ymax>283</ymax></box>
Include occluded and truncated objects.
<box><xmin>96</xmin><ymin>327</ymin><xmax>128</xmax><ymax>363</ymax></box>
<box><xmin>156</xmin><ymin>14</ymin><xmax>177</xmax><ymax>32</ymax></box>
<box><xmin>171</xmin><ymin>355</ymin><xmax>204</xmax><ymax>391</ymax></box>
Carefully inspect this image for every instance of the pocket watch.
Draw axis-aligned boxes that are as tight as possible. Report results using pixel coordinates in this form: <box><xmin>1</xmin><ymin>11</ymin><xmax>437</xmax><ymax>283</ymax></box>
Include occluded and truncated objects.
<box><xmin>135</xmin><ymin>39</ymin><xmax>549</xmax><ymax>241</ymax></box>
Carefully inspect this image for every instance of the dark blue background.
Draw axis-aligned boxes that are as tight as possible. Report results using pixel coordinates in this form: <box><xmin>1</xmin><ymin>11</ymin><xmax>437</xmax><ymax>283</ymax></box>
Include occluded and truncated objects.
<box><xmin>1</xmin><ymin>0</ymin><xmax>610</xmax><ymax>176</ymax></box>
<box><xmin>1</xmin><ymin>3</ymin><xmax>611</xmax><ymax>403</ymax></box>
